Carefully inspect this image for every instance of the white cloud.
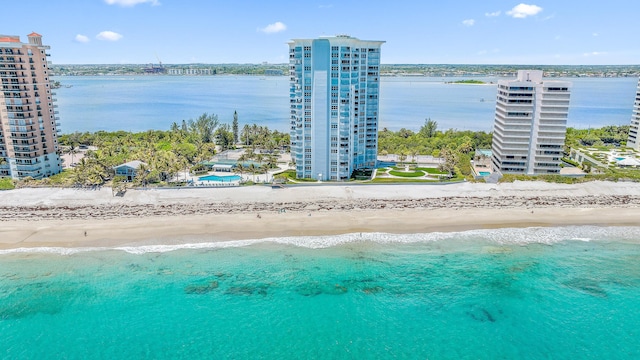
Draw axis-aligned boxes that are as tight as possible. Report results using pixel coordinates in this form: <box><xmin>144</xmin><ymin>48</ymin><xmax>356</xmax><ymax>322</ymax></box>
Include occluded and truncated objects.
<box><xmin>258</xmin><ymin>21</ymin><xmax>287</xmax><ymax>34</ymax></box>
<box><xmin>593</xmin><ymin>32</ymin><xmax>599</xmax><ymax>37</ymax></box>
<box><xmin>104</xmin><ymin>0</ymin><xmax>159</xmax><ymax>6</ymax></box>
<box><xmin>75</xmin><ymin>34</ymin><xmax>90</xmax><ymax>43</ymax></box>
<box><xmin>462</xmin><ymin>19</ymin><xmax>475</xmax><ymax>27</ymax></box>
<box><xmin>96</xmin><ymin>31</ymin><xmax>123</xmax><ymax>41</ymax></box>
<box><xmin>583</xmin><ymin>51</ymin><xmax>606</xmax><ymax>57</ymax></box>
<box><xmin>507</xmin><ymin>4</ymin><xmax>543</xmax><ymax>18</ymax></box>
<box><xmin>485</xmin><ymin>11</ymin><xmax>501</xmax><ymax>17</ymax></box>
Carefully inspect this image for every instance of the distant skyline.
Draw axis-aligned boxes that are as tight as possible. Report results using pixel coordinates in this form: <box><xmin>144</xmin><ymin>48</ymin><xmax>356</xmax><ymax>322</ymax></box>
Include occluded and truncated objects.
<box><xmin>3</xmin><ymin>0</ymin><xmax>640</xmax><ymax>65</ymax></box>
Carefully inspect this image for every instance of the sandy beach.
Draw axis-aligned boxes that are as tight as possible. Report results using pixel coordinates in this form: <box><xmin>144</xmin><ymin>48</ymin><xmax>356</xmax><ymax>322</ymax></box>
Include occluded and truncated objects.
<box><xmin>1</xmin><ymin>181</ymin><xmax>640</xmax><ymax>249</ymax></box>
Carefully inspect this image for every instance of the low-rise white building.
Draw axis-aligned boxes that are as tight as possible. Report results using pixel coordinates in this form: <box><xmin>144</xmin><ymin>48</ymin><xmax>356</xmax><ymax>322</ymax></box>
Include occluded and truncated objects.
<box><xmin>114</xmin><ymin>160</ymin><xmax>147</xmax><ymax>181</ymax></box>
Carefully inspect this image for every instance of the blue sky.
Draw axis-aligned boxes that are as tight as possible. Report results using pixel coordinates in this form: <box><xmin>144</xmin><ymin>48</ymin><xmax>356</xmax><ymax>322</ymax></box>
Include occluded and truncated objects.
<box><xmin>4</xmin><ymin>0</ymin><xmax>639</xmax><ymax>65</ymax></box>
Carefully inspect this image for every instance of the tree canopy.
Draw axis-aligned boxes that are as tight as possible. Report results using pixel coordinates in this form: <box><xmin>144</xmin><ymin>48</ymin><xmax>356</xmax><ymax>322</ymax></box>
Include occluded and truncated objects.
<box><xmin>565</xmin><ymin>125</ymin><xmax>630</xmax><ymax>148</ymax></box>
<box><xmin>56</xmin><ymin>113</ymin><xmax>289</xmax><ymax>187</ymax></box>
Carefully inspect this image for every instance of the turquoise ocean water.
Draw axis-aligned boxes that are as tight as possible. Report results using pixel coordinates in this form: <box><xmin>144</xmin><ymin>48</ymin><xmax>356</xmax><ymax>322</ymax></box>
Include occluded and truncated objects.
<box><xmin>54</xmin><ymin>76</ymin><xmax>638</xmax><ymax>133</ymax></box>
<box><xmin>2</xmin><ymin>226</ymin><xmax>640</xmax><ymax>359</ymax></box>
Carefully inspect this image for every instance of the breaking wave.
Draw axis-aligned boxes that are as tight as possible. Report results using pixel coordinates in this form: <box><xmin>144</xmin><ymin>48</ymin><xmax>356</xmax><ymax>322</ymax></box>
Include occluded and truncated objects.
<box><xmin>2</xmin><ymin>226</ymin><xmax>640</xmax><ymax>255</ymax></box>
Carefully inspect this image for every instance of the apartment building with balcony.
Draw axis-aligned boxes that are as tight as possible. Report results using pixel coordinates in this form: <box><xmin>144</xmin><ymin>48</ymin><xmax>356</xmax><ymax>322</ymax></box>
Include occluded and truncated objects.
<box><xmin>626</xmin><ymin>78</ymin><xmax>640</xmax><ymax>151</ymax></box>
<box><xmin>288</xmin><ymin>35</ymin><xmax>384</xmax><ymax>181</ymax></box>
<box><xmin>0</xmin><ymin>33</ymin><xmax>61</xmax><ymax>179</ymax></box>
<box><xmin>491</xmin><ymin>70</ymin><xmax>571</xmax><ymax>175</ymax></box>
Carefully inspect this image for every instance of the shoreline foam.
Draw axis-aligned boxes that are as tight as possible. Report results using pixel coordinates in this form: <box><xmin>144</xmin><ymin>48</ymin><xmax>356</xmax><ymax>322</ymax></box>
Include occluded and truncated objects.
<box><xmin>2</xmin><ymin>225</ymin><xmax>640</xmax><ymax>255</ymax></box>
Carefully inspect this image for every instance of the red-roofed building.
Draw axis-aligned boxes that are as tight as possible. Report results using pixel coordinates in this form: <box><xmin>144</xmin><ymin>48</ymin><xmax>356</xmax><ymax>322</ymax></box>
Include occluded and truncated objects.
<box><xmin>0</xmin><ymin>35</ymin><xmax>20</xmax><ymax>43</ymax></box>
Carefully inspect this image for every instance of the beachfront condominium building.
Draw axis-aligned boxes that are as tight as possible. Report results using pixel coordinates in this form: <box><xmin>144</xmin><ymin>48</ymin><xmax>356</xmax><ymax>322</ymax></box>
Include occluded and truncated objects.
<box><xmin>491</xmin><ymin>70</ymin><xmax>571</xmax><ymax>175</ymax></box>
<box><xmin>0</xmin><ymin>33</ymin><xmax>61</xmax><ymax>179</ymax></box>
<box><xmin>288</xmin><ymin>35</ymin><xmax>384</xmax><ymax>181</ymax></box>
<box><xmin>627</xmin><ymin>78</ymin><xmax>640</xmax><ymax>151</ymax></box>
<box><xmin>0</xmin><ymin>33</ymin><xmax>62</xmax><ymax>179</ymax></box>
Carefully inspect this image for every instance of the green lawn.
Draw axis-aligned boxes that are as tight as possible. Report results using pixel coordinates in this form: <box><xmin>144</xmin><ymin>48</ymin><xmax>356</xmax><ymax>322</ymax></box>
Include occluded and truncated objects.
<box><xmin>0</xmin><ymin>177</ymin><xmax>15</xmax><ymax>190</ymax></box>
<box><xmin>388</xmin><ymin>170</ymin><xmax>425</xmax><ymax>177</ymax></box>
<box><xmin>276</xmin><ymin>169</ymin><xmax>318</xmax><ymax>182</ymax></box>
<box><xmin>370</xmin><ymin>176</ymin><xmax>464</xmax><ymax>183</ymax></box>
<box><xmin>370</xmin><ymin>177</ymin><xmax>439</xmax><ymax>183</ymax></box>
<box><xmin>417</xmin><ymin>167</ymin><xmax>448</xmax><ymax>175</ymax></box>
<box><xmin>44</xmin><ymin>170</ymin><xmax>76</xmax><ymax>186</ymax></box>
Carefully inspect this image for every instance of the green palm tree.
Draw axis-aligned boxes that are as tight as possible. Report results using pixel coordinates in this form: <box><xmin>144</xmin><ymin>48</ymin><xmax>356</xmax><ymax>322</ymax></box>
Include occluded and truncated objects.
<box><xmin>242</xmin><ymin>124</ymin><xmax>251</xmax><ymax>146</ymax></box>
<box><xmin>263</xmin><ymin>139</ymin><xmax>277</xmax><ymax>154</ymax></box>
<box><xmin>255</xmin><ymin>153</ymin><xmax>264</xmax><ymax>165</ymax></box>
<box><xmin>410</xmin><ymin>148</ymin><xmax>419</xmax><ymax>164</ymax></box>
<box><xmin>235</xmin><ymin>163</ymin><xmax>245</xmax><ymax>182</ymax></box>
<box><xmin>398</xmin><ymin>150</ymin><xmax>407</xmax><ymax>165</ymax></box>
<box><xmin>65</xmin><ymin>144</ymin><xmax>79</xmax><ymax>167</ymax></box>
<box><xmin>134</xmin><ymin>163</ymin><xmax>150</xmax><ymax>187</ymax></box>
<box><xmin>266</xmin><ymin>154</ymin><xmax>278</xmax><ymax>169</ymax></box>
<box><xmin>243</xmin><ymin>146</ymin><xmax>255</xmax><ymax>160</ymax></box>
<box><xmin>260</xmin><ymin>164</ymin><xmax>270</xmax><ymax>183</ymax></box>
<box><xmin>248</xmin><ymin>163</ymin><xmax>256</xmax><ymax>182</ymax></box>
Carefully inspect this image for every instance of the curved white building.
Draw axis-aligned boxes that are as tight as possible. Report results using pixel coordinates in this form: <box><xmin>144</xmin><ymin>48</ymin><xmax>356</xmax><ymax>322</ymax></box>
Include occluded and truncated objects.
<box><xmin>627</xmin><ymin>78</ymin><xmax>640</xmax><ymax>151</ymax></box>
<box><xmin>491</xmin><ymin>70</ymin><xmax>571</xmax><ymax>175</ymax></box>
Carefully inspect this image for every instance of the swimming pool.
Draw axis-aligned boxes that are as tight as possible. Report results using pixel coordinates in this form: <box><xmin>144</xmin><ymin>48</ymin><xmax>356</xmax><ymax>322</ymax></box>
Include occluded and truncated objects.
<box><xmin>479</xmin><ymin>171</ymin><xmax>491</xmax><ymax>176</ymax></box>
<box><xmin>198</xmin><ymin>174</ymin><xmax>241</xmax><ymax>182</ymax></box>
<box><xmin>616</xmin><ymin>157</ymin><xmax>626</xmax><ymax>161</ymax></box>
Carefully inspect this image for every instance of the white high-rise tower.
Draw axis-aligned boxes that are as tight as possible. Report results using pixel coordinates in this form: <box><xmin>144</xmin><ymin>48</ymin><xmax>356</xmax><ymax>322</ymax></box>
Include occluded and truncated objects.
<box><xmin>626</xmin><ymin>78</ymin><xmax>640</xmax><ymax>151</ymax></box>
<box><xmin>491</xmin><ymin>70</ymin><xmax>571</xmax><ymax>175</ymax></box>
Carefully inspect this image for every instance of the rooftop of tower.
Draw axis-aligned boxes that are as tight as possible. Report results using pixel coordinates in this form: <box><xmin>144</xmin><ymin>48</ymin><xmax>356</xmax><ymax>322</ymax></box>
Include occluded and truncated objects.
<box><xmin>0</xmin><ymin>35</ymin><xmax>21</xmax><ymax>43</ymax></box>
<box><xmin>288</xmin><ymin>35</ymin><xmax>385</xmax><ymax>46</ymax></box>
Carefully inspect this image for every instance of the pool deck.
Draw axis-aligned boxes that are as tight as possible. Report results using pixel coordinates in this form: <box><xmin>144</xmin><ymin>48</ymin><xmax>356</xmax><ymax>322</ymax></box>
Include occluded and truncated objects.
<box><xmin>176</xmin><ymin>165</ymin><xmax>290</xmax><ymax>187</ymax></box>
<box><xmin>471</xmin><ymin>165</ymin><xmax>492</xmax><ymax>179</ymax></box>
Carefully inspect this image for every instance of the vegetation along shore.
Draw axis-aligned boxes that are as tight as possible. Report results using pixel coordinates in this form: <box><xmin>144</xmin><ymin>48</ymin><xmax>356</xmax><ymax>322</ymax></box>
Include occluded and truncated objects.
<box><xmin>0</xmin><ymin>116</ymin><xmax>634</xmax><ymax>191</ymax></box>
